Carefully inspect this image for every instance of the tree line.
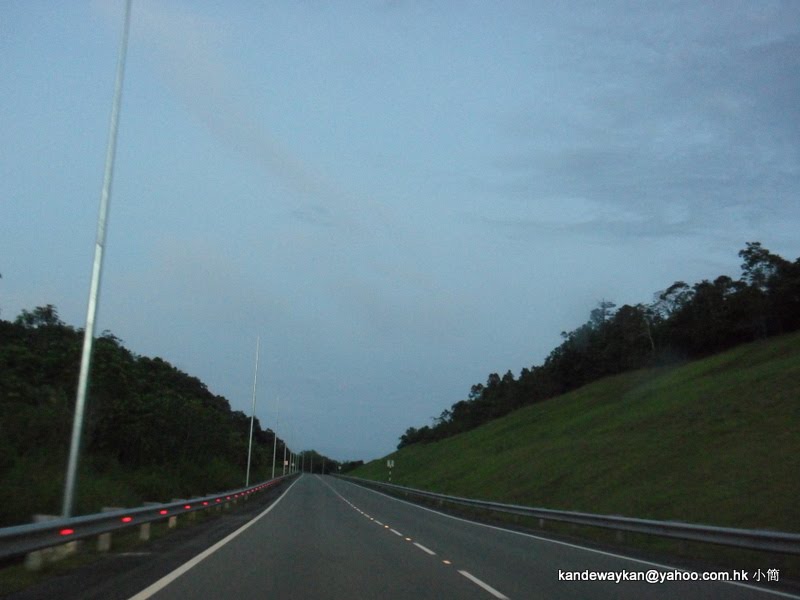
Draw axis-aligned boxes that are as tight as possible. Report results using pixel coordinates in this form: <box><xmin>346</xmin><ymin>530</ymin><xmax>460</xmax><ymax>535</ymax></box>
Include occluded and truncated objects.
<box><xmin>398</xmin><ymin>242</ymin><xmax>800</xmax><ymax>448</ymax></box>
<box><xmin>0</xmin><ymin>307</ymin><xmax>336</xmax><ymax>525</ymax></box>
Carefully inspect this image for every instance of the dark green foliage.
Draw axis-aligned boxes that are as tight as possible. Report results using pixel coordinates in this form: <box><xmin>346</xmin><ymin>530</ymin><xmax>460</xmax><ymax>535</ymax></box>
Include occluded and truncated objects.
<box><xmin>360</xmin><ymin>331</ymin><xmax>800</xmax><ymax>537</ymax></box>
<box><xmin>399</xmin><ymin>243</ymin><xmax>800</xmax><ymax>448</ymax></box>
<box><xmin>0</xmin><ymin>314</ymin><xmax>290</xmax><ymax>526</ymax></box>
<box><xmin>297</xmin><ymin>449</ymin><xmax>340</xmax><ymax>474</ymax></box>
<box><xmin>339</xmin><ymin>460</ymin><xmax>364</xmax><ymax>473</ymax></box>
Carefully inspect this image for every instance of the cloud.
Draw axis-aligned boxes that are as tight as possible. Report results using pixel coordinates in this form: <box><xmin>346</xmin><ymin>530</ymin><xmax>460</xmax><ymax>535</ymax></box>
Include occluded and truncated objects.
<box><xmin>129</xmin><ymin>2</ymin><xmax>324</xmax><ymax>198</ymax></box>
<box><xmin>477</xmin><ymin>210</ymin><xmax>695</xmax><ymax>243</ymax></box>
<box><xmin>73</xmin><ymin>1</ymin><xmax>799</xmax><ymax>459</ymax></box>
<box><xmin>289</xmin><ymin>205</ymin><xmax>336</xmax><ymax>227</ymax></box>
<box><xmin>479</xmin><ymin>12</ymin><xmax>800</xmax><ymax>246</ymax></box>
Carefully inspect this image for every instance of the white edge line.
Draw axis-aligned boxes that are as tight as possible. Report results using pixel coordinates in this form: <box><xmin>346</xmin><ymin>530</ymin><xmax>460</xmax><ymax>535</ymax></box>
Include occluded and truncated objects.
<box><xmin>127</xmin><ymin>476</ymin><xmax>302</xmax><ymax>600</ymax></box>
<box><xmin>390</xmin><ymin>528</ymin><xmax>403</xmax><ymax>536</ymax></box>
<box><xmin>459</xmin><ymin>570</ymin><xmax>510</xmax><ymax>600</ymax></box>
<box><xmin>413</xmin><ymin>542</ymin><xmax>436</xmax><ymax>556</ymax></box>
<box><xmin>337</xmin><ymin>479</ymin><xmax>800</xmax><ymax>600</ymax></box>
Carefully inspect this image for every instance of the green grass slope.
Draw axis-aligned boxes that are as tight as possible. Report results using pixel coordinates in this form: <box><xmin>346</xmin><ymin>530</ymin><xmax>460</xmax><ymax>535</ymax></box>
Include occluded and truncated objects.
<box><xmin>353</xmin><ymin>331</ymin><xmax>800</xmax><ymax>532</ymax></box>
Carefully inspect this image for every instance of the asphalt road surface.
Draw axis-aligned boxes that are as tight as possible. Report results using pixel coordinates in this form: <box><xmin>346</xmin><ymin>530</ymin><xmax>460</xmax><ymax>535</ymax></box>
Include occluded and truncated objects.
<box><xmin>123</xmin><ymin>475</ymin><xmax>795</xmax><ymax>600</ymax></box>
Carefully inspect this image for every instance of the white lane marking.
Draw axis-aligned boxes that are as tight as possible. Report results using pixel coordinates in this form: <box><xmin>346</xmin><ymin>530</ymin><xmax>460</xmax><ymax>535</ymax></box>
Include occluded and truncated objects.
<box><xmin>459</xmin><ymin>570</ymin><xmax>510</xmax><ymax>600</ymax></box>
<box><xmin>321</xmin><ymin>476</ymin><xmax>508</xmax><ymax>600</ymax></box>
<box><xmin>413</xmin><ymin>542</ymin><xmax>436</xmax><ymax>555</ymax></box>
<box><xmin>336</xmin><ymin>479</ymin><xmax>800</xmax><ymax>600</ymax></box>
<box><xmin>127</xmin><ymin>476</ymin><xmax>303</xmax><ymax>600</ymax></box>
<box><xmin>374</xmin><ymin>520</ymin><xmax>384</xmax><ymax>526</ymax></box>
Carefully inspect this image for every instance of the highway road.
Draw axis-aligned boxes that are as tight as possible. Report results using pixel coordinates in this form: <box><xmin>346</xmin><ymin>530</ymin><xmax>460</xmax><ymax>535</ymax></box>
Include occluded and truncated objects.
<box><xmin>120</xmin><ymin>474</ymin><xmax>794</xmax><ymax>600</ymax></box>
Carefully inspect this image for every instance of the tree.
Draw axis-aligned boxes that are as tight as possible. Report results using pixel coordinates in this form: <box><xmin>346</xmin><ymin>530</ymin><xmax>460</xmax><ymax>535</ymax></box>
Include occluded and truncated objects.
<box><xmin>1</xmin><ymin>304</ymin><xmax>293</xmax><ymax>523</ymax></box>
<box><xmin>598</xmin><ymin>304</ymin><xmax>656</xmax><ymax>372</ymax></box>
<box><xmin>739</xmin><ymin>242</ymin><xmax>788</xmax><ymax>292</ymax></box>
<box><xmin>590</xmin><ymin>299</ymin><xmax>617</xmax><ymax>328</ymax></box>
<box><xmin>654</xmin><ymin>282</ymin><xmax>693</xmax><ymax>319</ymax></box>
<box><xmin>393</xmin><ymin>243</ymin><xmax>800</xmax><ymax>449</ymax></box>
<box><xmin>398</xmin><ymin>427</ymin><xmax>420</xmax><ymax>449</ymax></box>
<box><xmin>769</xmin><ymin>257</ymin><xmax>800</xmax><ymax>332</ymax></box>
<box><xmin>14</xmin><ymin>304</ymin><xmax>64</xmax><ymax>328</ymax></box>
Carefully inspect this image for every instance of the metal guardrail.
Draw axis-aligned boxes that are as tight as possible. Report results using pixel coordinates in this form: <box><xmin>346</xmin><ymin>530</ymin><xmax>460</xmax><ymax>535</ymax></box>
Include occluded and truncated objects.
<box><xmin>0</xmin><ymin>473</ymin><xmax>298</xmax><ymax>561</ymax></box>
<box><xmin>339</xmin><ymin>476</ymin><xmax>800</xmax><ymax>555</ymax></box>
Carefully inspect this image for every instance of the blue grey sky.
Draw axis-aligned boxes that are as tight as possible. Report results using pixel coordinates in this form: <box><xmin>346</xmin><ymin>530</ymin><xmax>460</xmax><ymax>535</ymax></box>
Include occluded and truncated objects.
<box><xmin>2</xmin><ymin>1</ymin><xmax>799</xmax><ymax>461</ymax></box>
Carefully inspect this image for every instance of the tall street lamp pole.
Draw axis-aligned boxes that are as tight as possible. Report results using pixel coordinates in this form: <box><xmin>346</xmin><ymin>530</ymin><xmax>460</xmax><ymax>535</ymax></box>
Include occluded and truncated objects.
<box><xmin>246</xmin><ymin>336</ymin><xmax>260</xmax><ymax>486</ymax></box>
<box><xmin>62</xmin><ymin>0</ymin><xmax>132</xmax><ymax>518</ymax></box>
<box><xmin>271</xmin><ymin>396</ymin><xmax>279</xmax><ymax>479</ymax></box>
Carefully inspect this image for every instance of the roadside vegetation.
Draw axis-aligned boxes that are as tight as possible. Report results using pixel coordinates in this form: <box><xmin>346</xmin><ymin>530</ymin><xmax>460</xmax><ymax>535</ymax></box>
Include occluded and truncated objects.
<box><xmin>396</xmin><ymin>242</ymin><xmax>800</xmax><ymax>451</ymax></box>
<box><xmin>0</xmin><ymin>309</ymin><xmax>335</xmax><ymax>527</ymax></box>
<box><xmin>353</xmin><ymin>329</ymin><xmax>800</xmax><ymax>533</ymax></box>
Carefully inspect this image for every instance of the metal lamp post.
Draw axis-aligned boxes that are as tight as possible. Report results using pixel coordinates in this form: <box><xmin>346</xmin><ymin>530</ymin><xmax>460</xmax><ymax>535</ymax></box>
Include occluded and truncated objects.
<box><xmin>62</xmin><ymin>0</ymin><xmax>132</xmax><ymax>518</ymax></box>
<box><xmin>245</xmin><ymin>336</ymin><xmax>260</xmax><ymax>486</ymax></box>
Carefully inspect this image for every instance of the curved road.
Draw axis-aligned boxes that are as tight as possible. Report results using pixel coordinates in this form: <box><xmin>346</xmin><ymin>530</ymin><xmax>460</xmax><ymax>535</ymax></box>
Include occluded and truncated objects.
<box><xmin>126</xmin><ymin>475</ymin><xmax>794</xmax><ymax>600</ymax></box>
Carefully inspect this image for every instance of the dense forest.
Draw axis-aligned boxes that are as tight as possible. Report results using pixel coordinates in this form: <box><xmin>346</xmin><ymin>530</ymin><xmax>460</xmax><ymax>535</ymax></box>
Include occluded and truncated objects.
<box><xmin>399</xmin><ymin>242</ymin><xmax>800</xmax><ymax>448</ymax></box>
<box><xmin>0</xmin><ymin>309</ymin><xmax>336</xmax><ymax>526</ymax></box>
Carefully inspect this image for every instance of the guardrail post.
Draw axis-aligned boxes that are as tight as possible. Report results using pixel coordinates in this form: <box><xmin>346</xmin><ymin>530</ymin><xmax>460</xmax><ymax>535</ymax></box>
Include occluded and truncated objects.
<box><xmin>141</xmin><ymin>502</ymin><xmax>162</xmax><ymax>541</ymax></box>
<box><xmin>170</xmin><ymin>499</ymin><xmax>186</xmax><ymax>528</ymax></box>
<box><xmin>98</xmin><ymin>507</ymin><xmax>122</xmax><ymax>551</ymax></box>
<box><xmin>25</xmin><ymin>514</ymin><xmax>77</xmax><ymax>570</ymax></box>
<box><xmin>25</xmin><ymin>550</ymin><xmax>44</xmax><ymax>571</ymax></box>
<box><xmin>25</xmin><ymin>515</ymin><xmax>50</xmax><ymax>571</ymax></box>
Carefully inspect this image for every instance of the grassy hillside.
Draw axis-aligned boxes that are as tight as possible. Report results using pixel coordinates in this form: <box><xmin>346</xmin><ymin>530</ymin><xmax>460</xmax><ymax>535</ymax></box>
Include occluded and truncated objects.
<box><xmin>352</xmin><ymin>331</ymin><xmax>800</xmax><ymax>533</ymax></box>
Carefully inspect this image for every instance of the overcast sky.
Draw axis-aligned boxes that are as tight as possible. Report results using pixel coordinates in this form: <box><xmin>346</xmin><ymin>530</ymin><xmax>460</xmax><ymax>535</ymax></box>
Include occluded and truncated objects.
<box><xmin>2</xmin><ymin>1</ymin><xmax>798</xmax><ymax>461</ymax></box>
